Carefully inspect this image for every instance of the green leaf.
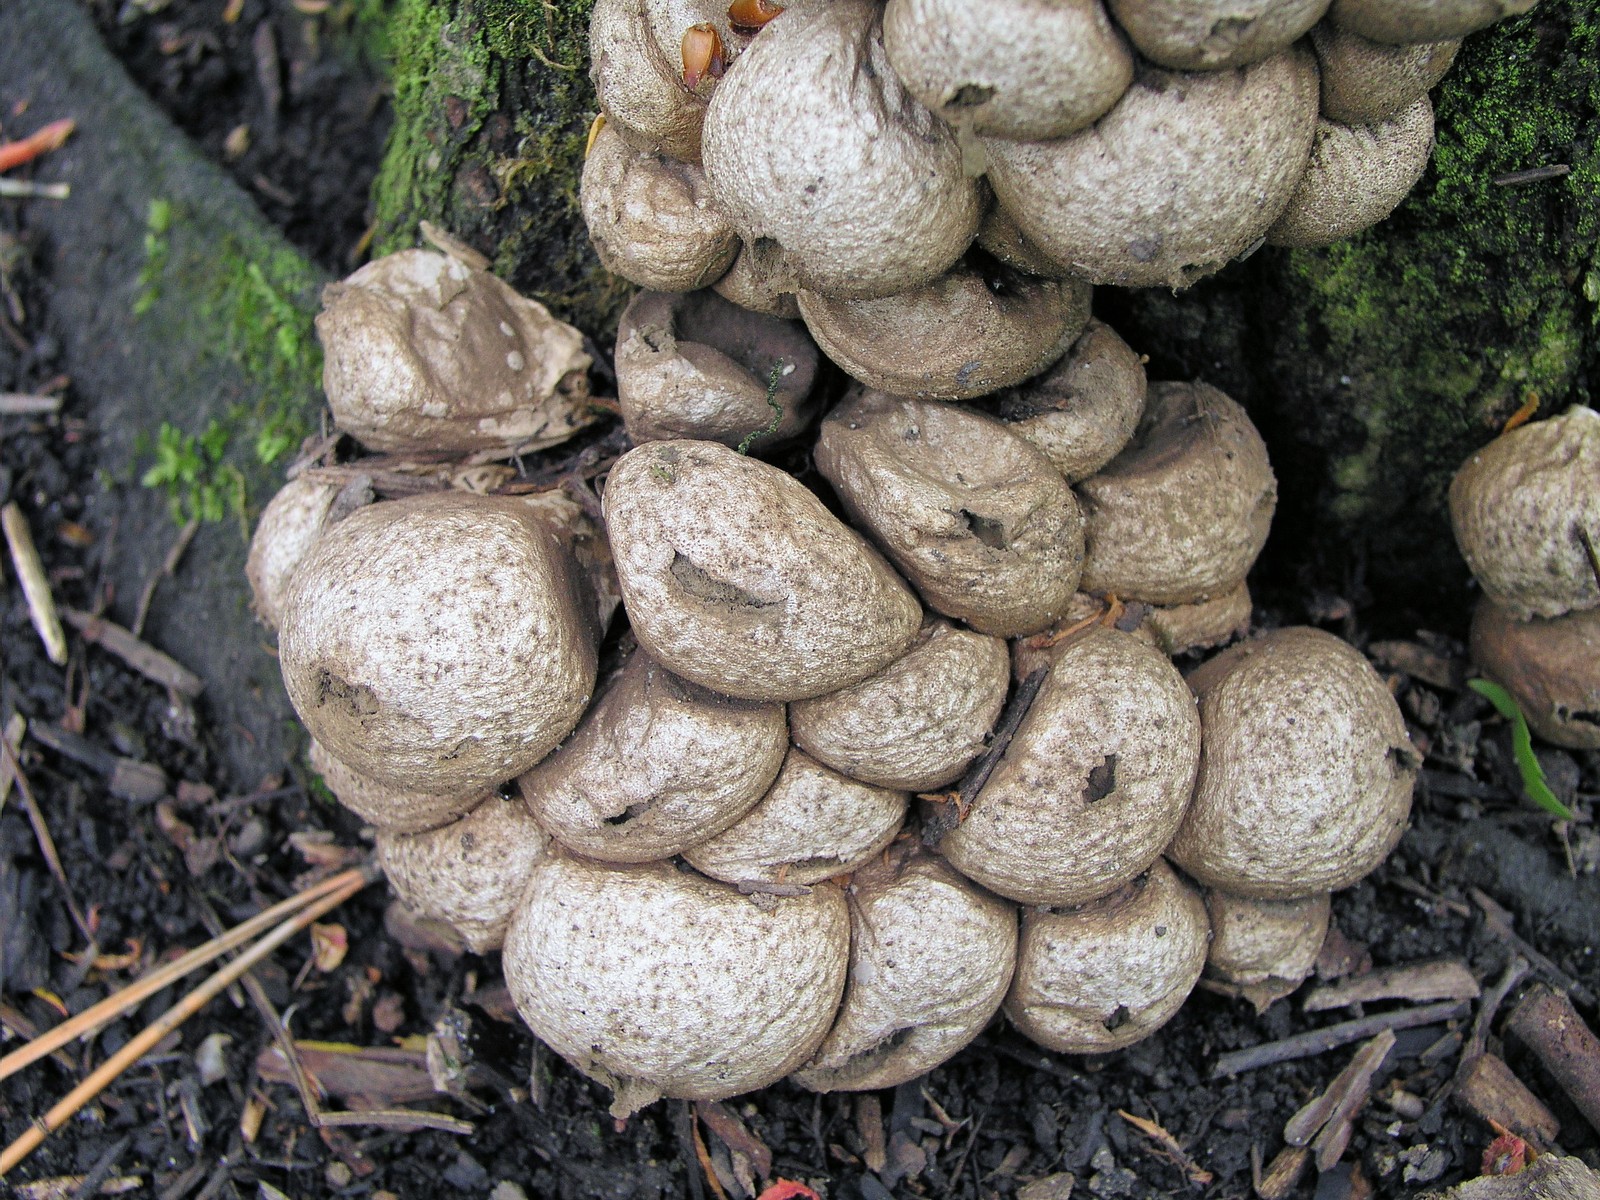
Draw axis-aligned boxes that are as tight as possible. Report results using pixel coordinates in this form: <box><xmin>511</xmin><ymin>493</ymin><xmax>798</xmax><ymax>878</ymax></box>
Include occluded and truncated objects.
<box><xmin>1467</xmin><ymin>677</ymin><xmax>1575</xmax><ymax>820</ymax></box>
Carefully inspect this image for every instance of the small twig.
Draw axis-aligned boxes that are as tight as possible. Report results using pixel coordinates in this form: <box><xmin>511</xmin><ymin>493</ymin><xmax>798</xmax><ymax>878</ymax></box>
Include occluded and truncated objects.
<box><xmin>0</xmin><ymin>118</ymin><xmax>75</xmax><ymax>173</ymax></box>
<box><xmin>67</xmin><ymin>1132</ymin><xmax>132</xmax><ymax>1200</ymax></box>
<box><xmin>1464</xmin><ymin>956</ymin><xmax>1532</xmax><ymax>1065</ymax></box>
<box><xmin>0</xmin><ymin>179</ymin><xmax>70</xmax><ymax>200</ymax></box>
<box><xmin>3</xmin><ymin>501</ymin><xmax>69</xmax><ymax>666</ymax></box>
<box><xmin>0</xmin><ymin>393</ymin><xmax>64</xmax><ymax>415</ymax></box>
<box><xmin>1505</xmin><ymin>983</ymin><xmax>1600</xmax><ymax>1135</ymax></box>
<box><xmin>918</xmin><ymin>666</ymin><xmax>1048</xmax><ymax>841</ymax></box>
<box><xmin>1492</xmin><ymin>164</ymin><xmax>1571</xmax><ymax>186</ymax></box>
<box><xmin>130</xmin><ymin>518</ymin><xmax>199</xmax><ymax>640</ymax></box>
<box><xmin>1470</xmin><ymin>888</ymin><xmax>1596</xmax><ymax>1007</ymax></box>
<box><xmin>1117</xmin><ymin>1109</ymin><xmax>1212</xmax><ymax>1184</ymax></box>
<box><xmin>1303</xmin><ymin>959</ymin><xmax>1480</xmax><ymax>1012</ymax></box>
<box><xmin>63</xmin><ymin>609</ymin><xmax>203</xmax><ymax>697</ymax></box>
<box><xmin>0</xmin><ymin>739</ymin><xmax>95</xmax><ymax>949</ymax></box>
<box><xmin>0</xmin><ymin>866</ymin><xmax>372</xmax><ymax>1082</ymax></box>
<box><xmin>1210</xmin><ymin>1000</ymin><xmax>1470</xmax><ymax>1077</ymax></box>
<box><xmin>315</xmin><ymin>1108</ymin><xmax>476</xmax><ymax>1135</ymax></box>
<box><xmin>0</xmin><ymin>715</ymin><xmax>24</xmax><ymax>816</ymax></box>
<box><xmin>0</xmin><ymin>870</ymin><xmax>372</xmax><ymax>1175</ymax></box>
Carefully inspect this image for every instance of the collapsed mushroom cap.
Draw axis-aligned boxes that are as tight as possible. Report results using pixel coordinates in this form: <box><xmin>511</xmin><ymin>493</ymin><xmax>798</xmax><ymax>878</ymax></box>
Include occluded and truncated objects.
<box><xmin>376</xmin><ymin>793</ymin><xmax>548</xmax><ymax>953</ymax></box>
<box><xmin>940</xmin><ymin>627</ymin><xmax>1202</xmax><ymax>907</ymax></box>
<box><xmin>982</xmin><ymin>49</ymin><xmax>1320</xmax><ymax>289</ymax></box>
<box><xmin>580</xmin><ymin>123</ymin><xmax>739</xmax><ymax>292</ymax></box>
<box><xmin>279</xmin><ymin>491</ymin><xmax>599</xmax><ymax>794</ymax></box>
<box><xmin>1205</xmin><ymin>889</ymin><xmax>1330</xmax><ymax>1009</ymax></box>
<box><xmin>793</xmin><ymin>848</ymin><xmax>1017</xmax><ymax>1092</ymax></box>
<box><xmin>1167</xmin><ymin>626</ymin><xmax>1419</xmax><ymax>898</ymax></box>
<box><xmin>316</xmin><ymin>250</ymin><xmax>592</xmax><ymax>454</ymax></box>
<box><xmin>308</xmin><ymin>739</ymin><xmax>489</xmax><ymax>835</ymax></box>
<box><xmin>815</xmin><ymin>392</ymin><xmax>1085</xmax><ymax>637</ymax></box>
<box><xmin>1310</xmin><ymin>21</ymin><xmax>1458</xmax><ymax>125</ymax></box>
<box><xmin>519</xmin><ymin>647</ymin><xmax>787</xmax><ymax>861</ymax></box>
<box><xmin>246</xmin><ymin>475</ymin><xmax>343</xmax><ymax>633</ymax></box>
<box><xmin>1107</xmin><ymin>0</ymin><xmax>1330</xmax><ymax>70</ymax></box>
<box><xmin>1005</xmin><ymin>858</ymin><xmax>1209</xmax><ymax>1054</ymax></box>
<box><xmin>790</xmin><ymin>616</ymin><xmax>1010</xmax><ymax>792</ymax></box>
<box><xmin>1078</xmin><ymin>382</ymin><xmax>1276</xmax><ymax>606</ymax></box>
<box><xmin>1329</xmin><ymin>0</ymin><xmax>1539</xmax><ymax>45</ymax></box>
<box><xmin>503</xmin><ymin>857</ymin><xmax>849</xmax><ymax>1114</ymax></box>
<box><xmin>882</xmin><ymin>0</ymin><xmax>1133</xmax><ymax>139</ymax></box>
<box><xmin>1266</xmin><ymin>98</ymin><xmax>1436</xmax><ymax>249</ymax></box>
<box><xmin>1470</xmin><ymin>599</ymin><xmax>1600</xmax><ymax>751</ymax></box>
<box><xmin>702</xmin><ymin>0</ymin><xmax>983</xmax><ymax>300</ymax></box>
<box><xmin>615</xmin><ymin>289</ymin><xmax>820</xmax><ymax>449</ymax></box>
<box><xmin>983</xmin><ymin>317</ymin><xmax>1147</xmax><ymax>483</ymax></box>
<box><xmin>603</xmin><ymin>440</ymin><xmax>924</xmax><ymax>701</ymax></box>
<box><xmin>1448</xmin><ymin>406</ymin><xmax>1600</xmax><ymax>622</ymax></box>
<box><xmin>683</xmin><ymin>748</ymin><xmax>909</xmax><ymax>886</ymax></box>
<box><xmin>796</xmin><ymin>255</ymin><xmax>1092</xmax><ymax>401</ymax></box>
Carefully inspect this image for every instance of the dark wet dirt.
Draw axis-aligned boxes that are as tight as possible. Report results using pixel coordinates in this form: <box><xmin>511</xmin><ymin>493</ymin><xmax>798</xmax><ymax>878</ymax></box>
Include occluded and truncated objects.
<box><xmin>3</xmin><ymin>3</ymin><xmax>1600</xmax><ymax>1198</ymax></box>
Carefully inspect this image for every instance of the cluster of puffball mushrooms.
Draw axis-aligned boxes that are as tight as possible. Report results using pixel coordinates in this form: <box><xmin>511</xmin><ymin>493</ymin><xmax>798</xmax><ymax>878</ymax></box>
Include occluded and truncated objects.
<box><xmin>241</xmin><ymin>0</ymin><xmax>1547</xmax><ymax>1119</ymax></box>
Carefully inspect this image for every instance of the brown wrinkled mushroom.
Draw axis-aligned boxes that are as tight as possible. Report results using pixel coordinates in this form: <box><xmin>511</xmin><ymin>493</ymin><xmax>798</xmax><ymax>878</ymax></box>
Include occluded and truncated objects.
<box><xmin>580</xmin><ymin>123</ymin><xmax>739</xmax><ymax>292</ymax></box>
<box><xmin>974</xmin><ymin>203</ymin><xmax>1081</xmax><ymax>280</ymax></box>
<box><xmin>982</xmin><ymin>317</ymin><xmax>1147</xmax><ymax>483</ymax></box>
<box><xmin>1167</xmin><ymin>627</ymin><xmax>1419</xmax><ymax>898</ymax></box>
<box><xmin>246</xmin><ymin>475</ymin><xmax>343</xmax><ymax>633</ymax></box>
<box><xmin>712</xmin><ymin>237</ymin><xmax>803</xmax><ymax>319</ymax></box>
<box><xmin>602</xmin><ymin>439</ymin><xmax>923</xmax><ymax>701</ymax></box>
<box><xmin>1107</xmin><ymin>0</ymin><xmax>1330</xmax><ymax>70</ymax></box>
<box><xmin>940</xmin><ymin>627</ymin><xmax>1201</xmax><ymax>907</ymax></box>
<box><xmin>1471</xmin><ymin>599</ymin><xmax>1600</xmax><ymax>750</ymax></box>
<box><xmin>795</xmin><ymin>254</ymin><xmax>1091</xmax><ymax>401</ymax></box>
<box><xmin>793</xmin><ymin>848</ymin><xmax>1017</xmax><ymax>1092</ymax></box>
<box><xmin>1329</xmin><ymin>0</ymin><xmax>1539</xmax><ymax>45</ymax></box>
<box><xmin>982</xmin><ymin>49</ymin><xmax>1319</xmax><ymax>289</ymax></box>
<box><xmin>1204</xmin><ymin>889</ymin><xmax>1331</xmax><ymax>1010</ymax></box>
<box><xmin>316</xmin><ymin>249</ymin><xmax>592</xmax><ymax>455</ymax></box>
<box><xmin>279</xmin><ymin>491</ymin><xmax>599</xmax><ymax>794</ymax></box>
<box><xmin>1078</xmin><ymin>382</ymin><xmax>1276</xmax><ymax>606</ymax></box>
<box><xmin>519</xmin><ymin>647</ymin><xmax>787</xmax><ymax>861</ymax></box>
<box><xmin>614</xmin><ymin>289</ymin><xmax>820</xmax><ymax>449</ymax></box>
<box><xmin>1142</xmin><ymin>580</ymin><xmax>1254</xmax><ymax>656</ymax></box>
<box><xmin>503</xmin><ymin>857</ymin><xmax>849</xmax><ymax>1115</ymax></box>
<box><xmin>882</xmin><ymin>0</ymin><xmax>1133</xmax><ymax>139</ymax></box>
<box><xmin>702</xmin><ymin>0</ymin><xmax>983</xmax><ymax>299</ymax></box>
<box><xmin>1310</xmin><ymin>21</ymin><xmax>1459</xmax><ymax>124</ymax></box>
<box><xmin>1266</xmin><ymin>98</ymin><xmax>1436</xmax><ymax>248</ymax></box>
<box><xmin>308</xmin><ymin>739</ymin><xmax>488</xmax><ymax>835</ymax></box>
<box><xmin>683</xmin><ymin>748</ymin><xmax>909</xmax><ymax>886</ymax></box>
<box><xmin>376</xmin><ymin>793</ymin><xmax>549</xmax><ymax>953</ymax></box>
<box><xmin>1449</xmin><ymin>406</ymin><xmax>1600</xmax><ymax>621</ymax></box>
<box><xmin>790</xmin><ymin>616</ymin><xmax>1010</xmax><ymax>792</ymax></box>
<box><xmin>816</xmin><ymin>392</ymin><xmax>1085</xmax><ymax>637</ymax></box>
<box><xmin>1005</xmin><ymin>858</ymin><xmax>1209</xmax><ymax>1054</ymax></box>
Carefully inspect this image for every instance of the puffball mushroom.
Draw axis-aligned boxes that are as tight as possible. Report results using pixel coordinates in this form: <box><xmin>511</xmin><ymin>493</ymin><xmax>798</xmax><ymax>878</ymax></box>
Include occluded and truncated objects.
<box><xmin>1167</xmin><ymin>626</ymin><xmax>1419</xmax><ymax>898</ymax></box>
<box><xmin>712</xmin><ymin>238</ymin><xmax>803</xmax><ymax>319</ymax></box>
<box><xmin>1266</xmin><ymin>98</ymin><xmax>1436</xmax><ymax>248</ymax></box>
<box><xmin>939</xmin><ymin>627</ymin><xmax>1202</xmax><ymax>908</ymax></box>
<box><xmin>1078</xmin><ymin>382</ymin><xmax>1276</xmax><ymax>606</ymax></box>
<box><xmin>580</xmin><ymin>123</ymin><xmax>739</xmax><ymax>292</ymax></box>
<box><xmin>789</xmin><ymin>616</ymin><xmax>1010</xmax><ymax>792</ymax></box>
<box><xmin>316</xmin><ymin>249</ymin><xmax>592</xmax><ymax>455</ymax></box>
<box><xmin>245</xmin><ymin>474</ymin><xmax>342</xmax><ymax>632</ymax></box>
<box><xmin>1329</xmin><ymin>0</ymin><xmax>1539</xmax><ymax>44</ymax></box>
<box><xmin>983</xmin><ymin>317</ymin><xmax>1147</xmax><ymax>483</ymax></box>
<box><xmin>376</xmin><ymin>793</ymin><xmax>548</xmax><ymax>953</ymax></box>
<box><xmin>518</xmin><ymin>647</ymin><xmax>787</xmax><ymax>861</ymax></box>
<box><xmin>881</xmin><ymin>0</ymin><xmax>1133</xmax><ymax>140</ymax></box>
<box><xmin>279</xmin><ymin>491</ymin><xmax>598</xmax><ymax>794</ymax></box>
<box><xmin>1106</xmin><ymin>0</ymin><xmax>1330</xmax><ymax>70</ymax></box>
<box><xmin>1471</xmin><ymin>599</ymin><xmax>1600</xmax><ymax>751</ymax></box>
<box><xmin>1204</xmin><ymin>889</ymin><xmax>1331</xmax><ymax>1009</ymax></box>
<box><xmin>602</xmin><ymin>439</ymin><xmax>923</xmax><ymax>701</ymax></box>
<box><xmin>793</xmin><ymin>848</ymin><xmax>1017</xmax><ymax>1093</ymax></box>
<box><xmin>309</xmin><ymin>739</ymin><xmax>489</xmax><ymax>835</ymax></box>
<box><xmin>1448</xmin><ymin>406</ymin><xmax>1600</xmax><ymax>621</ymax></box>
<box><xmin>502</xmin><ymin>857</ymin><xmax>849</xmax><ymax>1115</ymax></box>
<box><xmin>795</xmin><ymin>254</ymin><xmax>1092</xmax><ymax>401</ymax></box>
<box><xmin>701</xmin><ymin>0</ymin><xmax>983</xmax><ymax>300</ymax></box>
<box><xmin>1005</xmin><ymin>858</ymin><xmax>1209</xmax><ymax>1054</ymax></box>
<box><xmin>683</xmin><ymin>748</ymin><xmax>909</xmax><ymax>886</ymax></box>
<box><xmin>614</xmin><ymin>289</ymin><xmax>820</xmax><ymax>449</ymax></box>
<box><xmin>1142</xmin><ymin>580</ymin><xmax>1254</xmax><ymax>656</ymax></box>
<box><xmin>815</xmin><ymin>392</ymin><xmax>1086</xmax><ymax>638</ymax></box>
<box><xmin>982</xmin><ymin>48</ymin><xmax>1320</xmax><ymax>289</ymax></box>
<box><xmin>1310</xmin><ymin>22</ymin><xmax>1459</xmax><ymax>124</ymax></box>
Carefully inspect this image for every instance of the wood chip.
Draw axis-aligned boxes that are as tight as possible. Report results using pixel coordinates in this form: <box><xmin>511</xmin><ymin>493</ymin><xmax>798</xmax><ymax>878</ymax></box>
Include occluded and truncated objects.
<box><xmin>856</xmin><ymin>1094</ymin><xmax>887</xmax><ymax>1175</ymax></box>
<box><xmin>1308</xmin><ymin>1032</ymin><xmax>1395</xmax><ymax>1171</ymax></box>
<box><xmin>1505</xmin><ymin>984</ymin><xmax>1600</xmax><ymax>1137</ymax></box>
<box><xmin>1304</xmin><ymin>960</ymin><xmax>1481</xmax><ymax>1012</ymax></box>
<box><xmin>697</xmin><ymin>1100</ymin><xmax>773</xmax><ymax>1182</ymax></box>
<box><xmin>1254</xmin><ymin>1145</ymin><xmax>1309</xmax><ymax>1200</ymax></box>
<box><xmin>63</xmin><ymin>609</ymin><xmax>203</xmax><ymax>697</ymax></box>
<box><xmin>1454</xmin><ymin>1052</ymin><xmax>1561</xmax><ymax>1148</ymax></box>
<box><xmin>2</xmin><ymin>501</ymin><xmax>68</xmax><ymax>666</ymax></box>
<box><xmin>1285</xmin><ymin>1031</ymin><xmax>1396</xmax><ymax>1149</ymax></box>
<box><xmin>256</xmin><ymin>1042</ymin><xmax>435</xmax><ymax>1107</ymax></box>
